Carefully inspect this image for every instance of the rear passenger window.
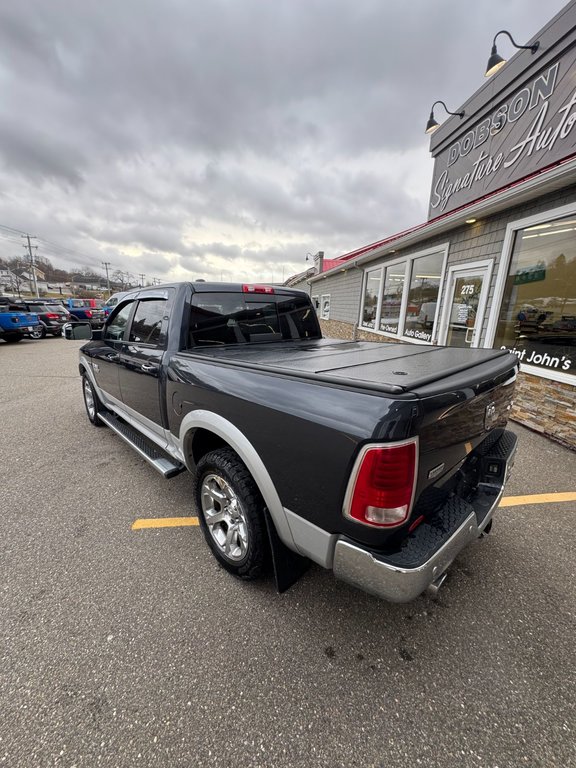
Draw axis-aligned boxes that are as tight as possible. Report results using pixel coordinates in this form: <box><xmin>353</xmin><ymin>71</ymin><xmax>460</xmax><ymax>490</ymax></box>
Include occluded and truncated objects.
<box><xmin>129</xmin><ymin>299</ymin><xmax>167</xmax><ymax>346</ymax></box>
<box><xmin>189</xmin><ymin>294</ymin><xmax>250</xmax><ymax>347</ymax></box>
<box><xmin>242</xmin><ymin>301</ymin><xmax>282</xmax><ymax>341</ymax></box>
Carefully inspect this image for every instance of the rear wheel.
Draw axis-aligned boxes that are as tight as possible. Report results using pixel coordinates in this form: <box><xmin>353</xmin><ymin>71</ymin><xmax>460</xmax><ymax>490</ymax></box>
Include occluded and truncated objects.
<box><xmin>29</xmin><ymin>325</ymin><xmax>46</xmax><ymax>339</ymax></box>
<box><xmin>194</xmin><ymin>448</ymin><xmax>267</xmax><ymax>580</ymax></box>
<box><xmin>82</xmin><ymin>374</ymin><xmax>104</xmax><ymax>426</ymax></box>
<box><xmin>3</xmin><ymin>334</ymin><xmax>23</xmax><ymax>343</ymax></box>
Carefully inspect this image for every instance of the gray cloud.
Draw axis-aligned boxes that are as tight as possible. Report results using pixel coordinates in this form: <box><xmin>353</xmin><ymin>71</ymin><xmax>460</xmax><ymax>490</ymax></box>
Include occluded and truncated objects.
<box><xmin>0</xmin><ymin>0</ymin><xmax>567</xmax><ymax>283</ymax></box>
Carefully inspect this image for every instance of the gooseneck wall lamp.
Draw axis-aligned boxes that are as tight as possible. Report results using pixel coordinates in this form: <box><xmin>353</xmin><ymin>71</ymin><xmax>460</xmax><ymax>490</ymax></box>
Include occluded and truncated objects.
<box><xmin>425</xmin><ymin>101</ymin><xmax>465</xmax><ymax>134</ymax></box>
<box><xmin>485</xmin><ymin>30</ymin><xmax>540</xmax><ymax>77</ymax></box>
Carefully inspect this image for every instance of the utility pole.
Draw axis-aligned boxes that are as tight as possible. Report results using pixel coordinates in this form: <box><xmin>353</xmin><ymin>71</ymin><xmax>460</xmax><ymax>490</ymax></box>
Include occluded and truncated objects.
<box><xmin>11</xmin><ymin>257</ymin><xmax>22</xmax><ymax>298</ymax></box>
<box><xmin>22</xmin><ymin>234</ymin><xmax>39</xmax><ymax>297</ymax></box>
<box><xmin>102</xmin><ymin>261</ymin><xmax>111</xmax><ymax>297</ymax></box>
<box><xmin>139</xmin><ymin>273</ymin><xmax>145</xmax><ymax>287</ymax></box>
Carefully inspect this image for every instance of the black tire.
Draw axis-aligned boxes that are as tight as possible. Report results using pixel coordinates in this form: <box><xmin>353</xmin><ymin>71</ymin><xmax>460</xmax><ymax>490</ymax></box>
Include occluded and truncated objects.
<box><xmin>3</xmin><ymin>334</ymin><xmax>23</xmax><ymax>343</ymax></box>
<box><xmin>81</xmin><ymin>373</ymin><xmax>104</xmax><ymax>426</ymax></box>
<box><xmin>194</xmin><ymin>448</ymin><xmax>268</xmax><ymax>580</ymax></box>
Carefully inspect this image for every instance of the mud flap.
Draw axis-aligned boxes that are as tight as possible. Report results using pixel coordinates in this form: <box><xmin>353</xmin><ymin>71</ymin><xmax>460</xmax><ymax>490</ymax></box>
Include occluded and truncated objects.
<box><xmin>264</xmin><ymin>509</ymin><xmax>310</xmax><ymax>593</ymax></box>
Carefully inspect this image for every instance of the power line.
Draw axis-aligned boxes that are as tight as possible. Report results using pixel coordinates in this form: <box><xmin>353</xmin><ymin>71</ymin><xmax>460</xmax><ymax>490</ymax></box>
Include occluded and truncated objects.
<box><xmin>36</xmin><ymin>238</ymin><xmax>100</xmax><ymax>265</ymax></box>
<box><xmin>0</xmin><ymin>223</ymin><xmax>27</xmax><ymax>236</ymax></box>
<box><xmin>0</xmin><ymin>221</ymin><xmax>163</xmax><ymax>287</ymax></box>
<box><xmin>0</xmin><ymin>233</ymin><xmax>25</xmax><ymax>248</ymax></box>
<box><xmin>0</xmin><ymin>222</ymin><xmax>101</xmax><ymax>265</ymax></box>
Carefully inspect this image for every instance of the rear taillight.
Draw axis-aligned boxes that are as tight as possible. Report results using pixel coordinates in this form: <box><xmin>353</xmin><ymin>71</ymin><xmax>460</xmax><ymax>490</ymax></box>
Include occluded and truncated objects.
<box><xmin>242</xmin><ymin>284</ymin><xmax>275</xmax><ymax>294</ymax></box>
<box><xmin>343</xmin><ymin>440</ymin><xmax>418</xmax><ymax>527</ymax></box>
<box><xmin>85</xmin><ymin>310</ymin><xmax>92</xmax><ymax>318</ymax></box>
<box><xmin>46</xmin><ymin>313</ymin><xmax>59</xmax><ymax>319</ymax></box>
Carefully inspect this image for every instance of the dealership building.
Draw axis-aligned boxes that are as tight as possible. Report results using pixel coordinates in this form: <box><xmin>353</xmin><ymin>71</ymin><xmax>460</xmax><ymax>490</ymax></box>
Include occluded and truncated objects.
<box><xmin>288</xmin><ymin>1</ymin><xmax>576</xmax><ymax>450</ymax></box>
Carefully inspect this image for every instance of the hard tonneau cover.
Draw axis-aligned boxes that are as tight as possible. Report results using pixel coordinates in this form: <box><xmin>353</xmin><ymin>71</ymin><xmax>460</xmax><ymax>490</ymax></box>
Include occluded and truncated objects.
<box><xmin>184</xmin><ymin>339</ymin><xmax>516</xmax><ymax>395</ymax></box>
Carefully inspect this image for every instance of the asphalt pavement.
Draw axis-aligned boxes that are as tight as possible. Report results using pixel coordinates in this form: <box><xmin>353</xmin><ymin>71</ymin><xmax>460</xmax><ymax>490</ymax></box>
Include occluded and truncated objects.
<box><xmin>1</xmin><ymin>337</ymin><xmax>575</xmax><ymax>768</ymax></box>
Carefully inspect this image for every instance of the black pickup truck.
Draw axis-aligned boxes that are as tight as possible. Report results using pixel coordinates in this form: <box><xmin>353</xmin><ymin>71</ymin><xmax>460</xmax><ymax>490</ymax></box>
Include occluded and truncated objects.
<box><xmin>66</xmin><ymin>282</ymin><xmax>518</xmax><ymax>602</ymax></box>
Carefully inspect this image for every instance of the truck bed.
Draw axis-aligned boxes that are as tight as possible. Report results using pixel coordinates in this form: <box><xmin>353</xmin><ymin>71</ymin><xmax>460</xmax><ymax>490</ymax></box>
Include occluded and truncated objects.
<box><xmin>186</xmin><ymin>338</ymin><xmax>515</xmax><ymax>395</ymax></box>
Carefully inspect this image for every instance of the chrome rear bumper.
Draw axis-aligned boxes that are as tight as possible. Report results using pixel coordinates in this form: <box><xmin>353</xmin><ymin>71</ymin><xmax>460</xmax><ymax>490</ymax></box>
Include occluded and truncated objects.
<box><xmin>333</xmin><ymin>429</ymin><xmax>517</xmax><ymax>603</ymax></box>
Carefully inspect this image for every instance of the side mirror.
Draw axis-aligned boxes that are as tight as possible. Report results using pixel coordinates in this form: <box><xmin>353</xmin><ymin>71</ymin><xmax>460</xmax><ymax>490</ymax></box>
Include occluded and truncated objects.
<box><xmin>63</xmin><ymin>322</ymin><xmax>92</xmax><ymax>340</ymax></box>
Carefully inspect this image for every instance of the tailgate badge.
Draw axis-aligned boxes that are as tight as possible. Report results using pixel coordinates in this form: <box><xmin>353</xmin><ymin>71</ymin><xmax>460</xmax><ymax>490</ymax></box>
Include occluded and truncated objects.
<box><xmin>428</xmin><ymin>462</ymin><xmax>445</xmax><ymax>480</ymax></box>
<box><xmin>484</xmin><ymin>401</ymin><xmax>497</xmax><ymax>429</ymax></box>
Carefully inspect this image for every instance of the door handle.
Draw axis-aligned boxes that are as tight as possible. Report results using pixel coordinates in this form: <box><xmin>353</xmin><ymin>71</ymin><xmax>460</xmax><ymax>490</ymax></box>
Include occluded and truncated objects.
<box><xmin>465</xmin><ymin>327</ymin><xmax>475</xmax><ymax>344</ymax></box>
<box><xmin>105</xmin><ymin>353</ymin><xmax>119</xmax><ymax>361</ymax></box>
<box><xmin>141</xmin><ymin>363</ymin><xmax>158</xmax><ymax>372</ymax></box>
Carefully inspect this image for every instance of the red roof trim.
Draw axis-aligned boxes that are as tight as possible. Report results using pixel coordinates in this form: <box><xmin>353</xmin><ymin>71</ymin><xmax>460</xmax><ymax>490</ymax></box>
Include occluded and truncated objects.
<box><xmin>322</xmin><ymin>258</ymin><xmax>346</xmax><ymax>272</ymax></box>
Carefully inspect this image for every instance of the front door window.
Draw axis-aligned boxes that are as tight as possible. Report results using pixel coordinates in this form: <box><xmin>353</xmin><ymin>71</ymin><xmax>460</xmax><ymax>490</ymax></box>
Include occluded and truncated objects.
<box><xmin>104</xmin><ymin>301</ymin><xmax>134</xmax><ymax>342</ymax></box>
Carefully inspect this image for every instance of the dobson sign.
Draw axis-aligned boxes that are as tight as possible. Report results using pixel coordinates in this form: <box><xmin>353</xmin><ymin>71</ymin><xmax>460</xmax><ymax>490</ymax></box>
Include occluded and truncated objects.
<box><xmin>428</xmin><ymin>49</ymin><xmax>576</xmax><ymax>219</ymax></box>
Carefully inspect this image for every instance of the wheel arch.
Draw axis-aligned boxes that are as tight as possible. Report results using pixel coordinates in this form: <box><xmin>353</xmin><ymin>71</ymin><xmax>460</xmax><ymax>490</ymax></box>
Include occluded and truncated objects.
<box><xmin>78</xmin><ymin>355</ymin><xmax>107</xmax><ymax>403</ymax></box>
<box><xmin>180</xmin><ymin>410</ymin><xmax>296</xmax><ymax>550</ymax></box>
<box><xmin>78</xmin><ymin>358</ymin><xmax>92</xmax><ymax>380</ymax></box>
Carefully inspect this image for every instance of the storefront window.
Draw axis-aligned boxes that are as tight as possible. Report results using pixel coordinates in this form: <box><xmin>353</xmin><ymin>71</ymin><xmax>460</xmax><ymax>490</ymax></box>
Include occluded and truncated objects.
<box><xmin>361</xmin><ymin>269</ymin><xmax>381</xmax><ymax>328</ymax></box>
<box><xmin>493</xmin><ymin>215</ymin><xmax>576</xmax><ymax>377</ymax></box>
<box><xmin>403</xmin><ymin>252</ymin><xmax>444</xmax><ymax>343</ymax></box>
<box><xmin>379</xmin><ymin>263</ymin><xmax>406</xmax><ymax>334</ymax></box>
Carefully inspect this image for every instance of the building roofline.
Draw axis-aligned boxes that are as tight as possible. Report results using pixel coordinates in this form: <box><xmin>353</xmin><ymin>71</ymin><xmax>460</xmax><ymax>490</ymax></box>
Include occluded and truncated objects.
<box><xmin>307</xmin><ymin>152</ymin><xmax>576</xmax><ymax>283</ymax></box>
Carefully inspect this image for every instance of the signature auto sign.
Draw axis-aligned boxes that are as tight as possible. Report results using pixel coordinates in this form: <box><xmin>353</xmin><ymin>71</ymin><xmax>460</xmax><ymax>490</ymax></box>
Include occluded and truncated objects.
<box><xmin>429</xmin><ymin>53</ymin><xmax>576</xmax><ymax>218</ymax></box>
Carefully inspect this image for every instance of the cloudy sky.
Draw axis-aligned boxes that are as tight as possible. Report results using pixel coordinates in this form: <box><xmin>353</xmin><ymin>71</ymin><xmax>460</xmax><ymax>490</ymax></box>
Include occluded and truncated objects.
<box><xmin>0</xmin><ymin>0</ymin><xmax>568</xmax><ymax>285</ymax></box>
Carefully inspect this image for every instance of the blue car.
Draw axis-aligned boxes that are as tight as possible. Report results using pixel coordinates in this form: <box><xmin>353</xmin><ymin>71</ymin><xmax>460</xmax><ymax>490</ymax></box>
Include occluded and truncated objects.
<box><xmin>0</xmin><ymin>299</ymin><xmax>41</xmax><ymax>342</ymax></box>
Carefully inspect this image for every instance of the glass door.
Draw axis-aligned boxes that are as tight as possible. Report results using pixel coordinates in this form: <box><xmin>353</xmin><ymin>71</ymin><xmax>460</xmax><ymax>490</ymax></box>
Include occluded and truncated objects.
<box><xmin>439</xmin><ymin>262</ymin><xmax>493</xmax><ymax>348</ymax></box>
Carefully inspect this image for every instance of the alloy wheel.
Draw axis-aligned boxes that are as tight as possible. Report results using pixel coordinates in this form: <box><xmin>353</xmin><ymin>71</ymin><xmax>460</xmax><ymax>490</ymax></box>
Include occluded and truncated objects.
<box><xmin>83</xmin><ymin>377</ymin><xmax>96</xmax><ymax>420</ymax></box>
<box><xmin>200</xmin><ymin>473</ymin><xmax>249</xmax><ymax>562</ymax></box>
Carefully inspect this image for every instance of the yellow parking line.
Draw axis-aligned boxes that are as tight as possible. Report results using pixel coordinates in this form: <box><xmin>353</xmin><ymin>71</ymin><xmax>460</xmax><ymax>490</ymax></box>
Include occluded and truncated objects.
<box><xmin>131</xmin><ymin>492</ymin><xmax>575</xmax><ymax>530</ymax></box>
<box><xmin>499</xmin><ymin>492</ymin><xmax>576</xmax><ymax>507</ymax></box>
<box><xmin>132</xmin><ymin>517</ymin><xmax>199</xmax><ymax>530</ymax></box>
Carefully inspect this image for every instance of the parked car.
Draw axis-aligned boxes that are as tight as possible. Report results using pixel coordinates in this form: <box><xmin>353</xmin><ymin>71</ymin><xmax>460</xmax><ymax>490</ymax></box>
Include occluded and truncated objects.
<box><xmin>66</xmin><ymin>282</ymin><xmax>518</xmax><ymax>603</ymax></box>
<box><xmin>14</xmin><ymin>300</ymin><xmax>69</xmax><ymax>338</ymax></box>
<box><xmin>43</xmin><ymin>301</ymin><xmax>72</xmax><ymax>321</ymax></box>
<box><xmin>0</xmin><ymin>298</ymin><xmax>41</xmax><ymax>342</ymax></box>
<box><xmin>62</xmin><ymin>298</ymin><xmax>106</xmax><ymax>328</ymax></box>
